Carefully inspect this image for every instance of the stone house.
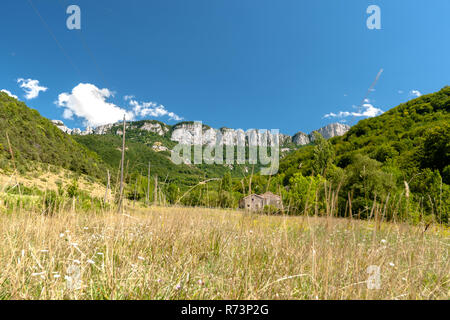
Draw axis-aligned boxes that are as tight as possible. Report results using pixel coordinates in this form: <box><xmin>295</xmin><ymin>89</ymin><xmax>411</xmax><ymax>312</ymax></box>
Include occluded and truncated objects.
<box><xmin>239</xmin><ymin>191</ymin><xmax>283</xmax><ymax>211</ymax></box>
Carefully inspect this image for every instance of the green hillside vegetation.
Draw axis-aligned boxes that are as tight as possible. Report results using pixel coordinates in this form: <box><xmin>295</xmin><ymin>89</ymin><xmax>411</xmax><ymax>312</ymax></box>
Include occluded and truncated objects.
<box><xmin>0</xmin><ymin>92</ymin><xmax>108</xmax><ymax>180</ymax></box>
<box><xmin>72</xmin><ymin>134</ymin><xmax>217</xmax><ymax>187</ymax></box>
<box><xmin>73</xmin><ymin>133</ymin><xmax>267</xmax><ymax>205</ymax></box>
<box><xmin>275</xmin><ymin>86</ymin><xmax>450</xmax><ymax>223</ymax></box>
<box><xmin>103</xmin><ymin>120</ymin><xmax>176</xmax><ymax>148</ymax></box>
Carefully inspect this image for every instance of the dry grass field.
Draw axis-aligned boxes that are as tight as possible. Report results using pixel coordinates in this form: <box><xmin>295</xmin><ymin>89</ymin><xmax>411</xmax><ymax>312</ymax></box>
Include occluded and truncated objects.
<box><xmin>0</xmin><ymin>206</ymin><xmax>448</xmax><ymax>300</ymax></box>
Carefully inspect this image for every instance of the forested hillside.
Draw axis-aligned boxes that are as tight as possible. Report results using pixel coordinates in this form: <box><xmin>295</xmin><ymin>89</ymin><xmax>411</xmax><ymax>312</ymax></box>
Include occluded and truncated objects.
<box><xmin>73</xmin><ymin>134</ymin><xmax>233</xmax><ymax>188</ymax></box>
<box><xmin>0</xmin><ymin>92</ymin><xmax>108</xmax><ymax>179</ymax></box>
<box><xmin>276</xmin><ymin>86</ymin><xmax>449</xmax><ymax>223</ymax></box>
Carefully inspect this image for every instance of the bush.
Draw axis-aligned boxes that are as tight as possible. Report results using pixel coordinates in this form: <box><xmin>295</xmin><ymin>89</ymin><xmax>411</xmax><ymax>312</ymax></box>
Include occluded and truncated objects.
<box><xmin>66</xmin><ymin>179</ymin><xmax>79</xmax><ymax>198</ymax></box>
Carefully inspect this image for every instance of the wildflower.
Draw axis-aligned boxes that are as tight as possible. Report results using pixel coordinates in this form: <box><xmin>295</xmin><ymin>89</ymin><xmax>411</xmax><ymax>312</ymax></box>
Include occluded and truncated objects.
<box><xmin>175</xmin><ymin>283</ymin><xmax>181</xmax><ymax>290</ymax></box>
<box><xmin>380</xmin><ymin>239</ymin><xmax>387</xmax><ymax>244</ymax></box>
<box><xmin>83</xmin><ymin>227</ymin><xmax>89</xmax><ymax>230</ymax></box>
<box><xmin>54</xmin><ymin>274</ymin><xmax>61</xmax><ymax>278</ymax></box>
<box><xmin>138</xmin><ymin>256</ymin><xmax>145</xmax><ymax>261</ymax></box>
<box><xmin>31</xmin><ymin>272</ymin><xmax>45</xmax><ymax>277</ymax></box>
<box><xmin>87</xmin><ymin>259</ymin><xmax>95</xmax><ymax>264</ymax></box>
<box><xmin>157</xmin><ymin>279</ymin><xmax>162</xmax><ymax>283</ymax></box>
<box><xmin>70</xmin><ymin>242</ymin><xmax>78</xmax><ymax>247</ymax></box>
<box><xmin>73</xmin><ymin>259</ymin><xmax>81</xmax><ymax>264</ymax></box>
<box><xmin>389</xmin><ymin>262</ymin><xmax>395</xmax><ymax>267</ymax></box>
<box><xmin>197</xmin><ymin>279</ymin><xmax>204</xmax><ymax>286</ymax></box>
<box><xmin>59</xmin><ymin>233</ymin><xmax>65</xmax><ymax>238</ymax></box>
<box><xmin>40</xmin><ymin>249</ymin><xmax>49</xmax><ymax>253</ymax></box>
<box><xmin>97</xmin><ymin>252</ymin><xmax>104</xmax><ymax>256</ymax></box>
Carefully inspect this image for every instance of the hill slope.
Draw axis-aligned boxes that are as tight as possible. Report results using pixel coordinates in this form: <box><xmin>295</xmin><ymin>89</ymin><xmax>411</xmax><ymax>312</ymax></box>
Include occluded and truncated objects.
<box><xmin>334</xmin><ymin>86</ymin><xmax>449</xmax><ymax>175</ymax></box>
<box><xmin>281</xmin><ymin>86</ymin><xmax>450</xmax><ymax>179</ymax></box>
<box><xmin>0</xmin><ymin>92</ymin><xmax>108</xmax><ymax>179</ymax></box>
<box><xmin>72</xmin><ymin>134</ymin><xmax>236</xmax><ymax>188</ymax></box>
<box><xmin>277</xmin><ymin>86</ymin><xmax>449</xmax><ymax>222</ymax></box>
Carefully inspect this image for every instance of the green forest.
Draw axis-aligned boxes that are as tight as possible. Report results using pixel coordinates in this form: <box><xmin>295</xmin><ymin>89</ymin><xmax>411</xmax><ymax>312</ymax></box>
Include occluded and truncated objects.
<box><xmin>0</xmin><ymin>92</ymin><xmax>108</xmax><ymax>179</ymax></box>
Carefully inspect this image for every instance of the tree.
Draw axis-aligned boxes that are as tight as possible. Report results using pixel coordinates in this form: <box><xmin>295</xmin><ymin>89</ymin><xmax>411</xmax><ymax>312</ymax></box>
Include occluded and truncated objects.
<box><xmin>66</xmin><ymin>179</ymin><xmax>79</xmax><ymax>198</ymax></box>
<box><xmin>166</xmin><ymin>183</ymin><xmax>179</xmax><ymax>204</ymax></box>
<box><xmin>220</xmin><ymin>172</ymin><xmax>232</xmax><ymax>193</ymax></box>
<box><xmin>419</xmin><ymin>124</ymin><xmax>450</xmax><ymax>173</ymax></box>
<box><xmin>287</xmin><ymin>173</ymin><xmax>324</xmax><ymax>215</ymax></box>
<box><xmin>343</xmin><ymin>154</ymin><xmax>396</xmax><ymax>218</ymax></box>
<box><xmin>312</xmin><ymin>132</ymin><xmax>335</xmax><ymax>176</ymax></box>
<box><xmin>218</xmin><ymin>172</ymin><xmax>233</xmax><ymax>207</ymax></box>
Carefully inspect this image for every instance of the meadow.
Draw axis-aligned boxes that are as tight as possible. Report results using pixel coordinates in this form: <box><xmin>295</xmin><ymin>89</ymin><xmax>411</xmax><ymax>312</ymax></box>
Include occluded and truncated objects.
<box><xmin>0</xmin><ymin>205</ymin><xmax>448</xmax><ymax>300</ymax></box>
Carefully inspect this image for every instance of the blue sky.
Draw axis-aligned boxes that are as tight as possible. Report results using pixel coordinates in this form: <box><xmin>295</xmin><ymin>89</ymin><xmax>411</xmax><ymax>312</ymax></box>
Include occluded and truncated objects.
<box><xmin>1</xmin><ymin>0</ymin><xmax>449</xmax><ymax>135</ymax></box>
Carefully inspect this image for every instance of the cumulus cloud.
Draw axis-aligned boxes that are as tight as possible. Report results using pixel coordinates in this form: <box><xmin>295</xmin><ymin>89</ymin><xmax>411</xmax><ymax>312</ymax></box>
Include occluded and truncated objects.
<box><xmin>126</xmin><ymin>98</ymin><xmax>183</xmax><ymax>121</ymax></box>
<box><xmin>1</xmin><ymin>89</ymin><xmax>18</xmax><ymax>99</ymax></box>
<box><xmin>56</xmin><ymin>83</ymin><xmax>134</xmax><ymax>127</ymax></box>
<box><xmin>56</xmin><ymin>83</ymin><xmax>184</xmax><ymax>127</ymax></box>
<box><xmin>17</xmin><ymin>78</ymin><xmax>47</xmax><ymax>99</ymax></box>
<box><xmin>409</xmin><ymin>90</ymin><xmax>422</xmax><ymax>97</ymax></box>
<box><xmin>324</xmin><ymin>103</ymin><xmax>384</xmax><ymax>119</ymax></box>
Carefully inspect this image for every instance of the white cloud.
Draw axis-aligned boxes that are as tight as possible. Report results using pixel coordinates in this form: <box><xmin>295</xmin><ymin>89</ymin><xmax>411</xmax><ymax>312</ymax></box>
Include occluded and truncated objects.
<box><xmin>17</xmin><ymin>78</ymin><xmax>47</xmax><ymax>99</ymax></box>
<box><xmin>62</xmin><ymin>108</ymin><xmax>74</xmax><ymax>120</ymax></box>
<box><xmin>55</xmin><ymin>83</ymin><xmax>184</xmax><ymax>127</ymax></box>
<box><xmin>56</xmin><ymin>83</ymin><xmax>134</xmax><ymax>127</ymax></box>
<box><xmin>398</xmin><ymin>90</ymin><xmax>404</xmax><ymax>94</ymax></box>
<box><xmin>127</xmin><ymin>98</ymin><xmax>183</xmax><ymax>121</ymax></box>
<box><xmin>324</xmin><ymin>103</ymin><xmax>384</xmax><ymax>119</ymax></box>
<box><xmin>1</xmin><ymin>89</ymin><xmax>18</xmax><ymax>99</ymax></box>
<box><xmin>409</xmin><ymin>90</ymin><xmax>422</xmax><ymax>97</ymax></box>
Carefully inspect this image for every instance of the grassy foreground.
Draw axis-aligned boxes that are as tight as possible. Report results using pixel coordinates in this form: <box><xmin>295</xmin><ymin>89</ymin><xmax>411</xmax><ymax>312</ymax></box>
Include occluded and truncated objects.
<box><xmin>0</xmin><ymin>207</ymin><xmax>448</xmax><ymax>300</ymax></box>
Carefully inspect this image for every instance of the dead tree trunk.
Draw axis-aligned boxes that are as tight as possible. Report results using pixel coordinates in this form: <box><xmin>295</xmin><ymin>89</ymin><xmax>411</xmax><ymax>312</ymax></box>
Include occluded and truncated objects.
<box><xmin>104</xmin><ymin>169</ymin><xmax>110</xmax><ymax>204</ymax></box>
<box><xmin>5</xmin><ymin>132</ymin><xmax>16</xmax><ymax>171</ymax></box>
<box><xmin>146</xmin><ymin>162</ymin><xmax>151</xmax><ymax>206</ymax></box>
<box><xmin>133</xmin><ymin>176</ymin><xmax>138</xmax><ymax>207</ymax></box>
<box><xmin>248</xmin><ymin>165</ymin><xmax>254</xmax><ymax>195</ymax></box>
<box><xmin>154</xmin><ymin>175</ymin><xmax>158</xmax><ymax>205</ymax></box>
<box><xmin>117</xmin><ymin>114</ymin><xmax>126</xmax><ymax>213</ymax></box>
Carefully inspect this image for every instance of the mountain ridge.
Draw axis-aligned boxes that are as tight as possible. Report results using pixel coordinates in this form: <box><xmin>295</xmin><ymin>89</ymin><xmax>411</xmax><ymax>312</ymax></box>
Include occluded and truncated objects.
<box><xmin>52</xmin><ymin>119</ymin><xmax>351</xmax><ymax>147</ymax></box>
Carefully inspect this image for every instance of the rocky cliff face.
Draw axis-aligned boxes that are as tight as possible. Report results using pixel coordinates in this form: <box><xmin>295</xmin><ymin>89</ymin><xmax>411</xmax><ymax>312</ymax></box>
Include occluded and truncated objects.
<box><xmin>170</xmin><ymin>122</ymin><xmax>292</xmax><ymax>146</ymax></box>
<box><xmin>315</xmin><ymin>123</ymin><xmax>350</xmax><ymax>140</ymax></box>
<box><xmin>52</xmin><ymin>120</ymin><xmax>72</xmax><ymax>134</ymax></box>
<box><xmin>291</xmin><ymin>123</ymin><xmax>351</xmax><ymax>145</ymax></box>
<box><xmin>52</xmin><ymin>119</ymin><xmax>350</xmax><ymax>147</ymax></box>
<box><xmin>52</xmin><ymin>120</ymin><xmax>170</xmax><ymax>136</ymax></box>
<box><xmin>292</xmin><ymin>131</ymin><xmax>310</xmax><ymax>145</ymax></box>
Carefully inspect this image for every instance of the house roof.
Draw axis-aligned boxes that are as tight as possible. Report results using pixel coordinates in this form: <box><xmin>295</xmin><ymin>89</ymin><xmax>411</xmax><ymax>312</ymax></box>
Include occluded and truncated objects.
<box><xmin>241</xmin><ymin>192</ymin><xmax>281</xmax><ymax>201</ymax></box>
<box><xmin>241</xmin><ymin>194</ymin><xmax>263</xmax><ymax>200</ymax></box>
<box><xmin>261</xmin><ymin>191</ymin><xmax>280</xmax><ymax>199</ymax></box>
